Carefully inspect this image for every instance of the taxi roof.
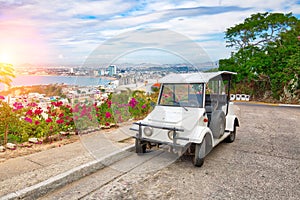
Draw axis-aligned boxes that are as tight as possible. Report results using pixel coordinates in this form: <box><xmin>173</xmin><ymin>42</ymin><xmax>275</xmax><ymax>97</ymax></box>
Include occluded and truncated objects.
<box><xmin>158</xmin><ymin>71</ymin><xmax>236</xmax><ymax>84</ymax></box>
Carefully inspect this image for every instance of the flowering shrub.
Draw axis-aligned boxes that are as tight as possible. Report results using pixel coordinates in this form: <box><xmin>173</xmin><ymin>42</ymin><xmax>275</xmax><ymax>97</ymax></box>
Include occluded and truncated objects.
<box><xmin>73</xmin><ymin>102</ymin><xmax>98</xmax><ymax>131</ymax></box>
<box><xmin>96</xmin><ymin>97</ymin><xmax>116</xmax><ymax>127</ymax></box>
<box><xmin>128</xmin><ymin>90</ymin><xmax>151</xmax><ymax>119</ymax></box>
<box><xmin>0</xmin><ymin>89</ymin><xmax>158</xmax><ymax>145</ymax></box>
<box><xmin>0</xmin><ymin>98</ymin><xmax>20</xmax><ymax>145</ymax></box>
<box><xmin>111</xmin><ymin>102</ymin><xmax>131</xmax><ymax>123</ymax></box>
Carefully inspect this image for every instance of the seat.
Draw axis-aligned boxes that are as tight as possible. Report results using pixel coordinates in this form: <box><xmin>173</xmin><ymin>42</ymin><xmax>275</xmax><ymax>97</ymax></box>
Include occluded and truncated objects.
<box><xmin>205</xmin><ymin>95</ymin><xmax>213</xmax><ymax>125</ymax></box>
<box><xmin>188</xmin><ymin>94</ymin><xmax>203</xmax><ymax>107</ymax></box>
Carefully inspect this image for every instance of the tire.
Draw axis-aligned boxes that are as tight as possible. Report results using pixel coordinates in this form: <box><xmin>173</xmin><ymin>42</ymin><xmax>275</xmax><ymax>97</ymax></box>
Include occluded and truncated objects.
<box><xmin>135</xmin><ymin>138</ymin><xmax>146</xmax><ymax>154</ymax></box>
<box><xmin>209</xmin><ymin>110</ymin><xmax>225</xmax><ymax>138</ymax></box>
<box><xmin>225</xmin><ymin>126</ymin><xmax>236</xmax><ymax>143</ymax></box>
<box><xmin>193</xmin><ymin>135</ymin><xmax>209</xmax><ymax>167</ymax></box>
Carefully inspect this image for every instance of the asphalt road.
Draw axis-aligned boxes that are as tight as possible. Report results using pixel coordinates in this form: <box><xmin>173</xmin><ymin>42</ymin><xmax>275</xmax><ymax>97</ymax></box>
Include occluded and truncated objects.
<box><xmin>41</xmin><ymin>104</ymin><xmax>300</xmax><ymax>200</ymax></box>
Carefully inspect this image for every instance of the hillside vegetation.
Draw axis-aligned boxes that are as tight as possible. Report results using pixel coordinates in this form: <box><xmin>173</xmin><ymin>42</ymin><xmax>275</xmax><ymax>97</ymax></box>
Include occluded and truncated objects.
<box><xmin>219</xmin><ymin>12</ymin><xmax>300</xmax><ymax>103</ymax></box>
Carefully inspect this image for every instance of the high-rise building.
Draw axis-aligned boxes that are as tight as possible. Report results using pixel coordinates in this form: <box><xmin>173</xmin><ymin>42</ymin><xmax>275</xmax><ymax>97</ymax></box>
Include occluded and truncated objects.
<box><xmin>107</xmin><ymin>65</ymin><xmax>117</xmax><ymax>76</ymax></box>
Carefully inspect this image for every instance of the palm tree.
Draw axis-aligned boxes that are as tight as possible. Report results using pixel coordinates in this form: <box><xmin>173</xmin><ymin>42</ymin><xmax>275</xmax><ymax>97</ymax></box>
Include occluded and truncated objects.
<box><xmin>0</xmin><ymin>63</ymin><xmax>15</xmax><ymax>88</ymax></box>
<box><xmin>0</xmin><ymin>63</ymin><xmax>15</xmax><ymax>145</ymax></box>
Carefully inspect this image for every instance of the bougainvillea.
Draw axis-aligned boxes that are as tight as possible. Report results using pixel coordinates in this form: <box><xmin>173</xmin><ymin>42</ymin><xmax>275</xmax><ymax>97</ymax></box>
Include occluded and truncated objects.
<box><xmin>0</xmin><ymin>90</ymin><xmax>156</xmax><ymax>144</ymax></box>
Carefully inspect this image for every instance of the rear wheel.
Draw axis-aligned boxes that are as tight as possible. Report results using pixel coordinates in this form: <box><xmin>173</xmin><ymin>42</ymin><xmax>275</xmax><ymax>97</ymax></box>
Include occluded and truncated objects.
<box><xmin>135</xmin><ymin>138</ymin><xmax>146</xmax><ymax>154</ymax></box>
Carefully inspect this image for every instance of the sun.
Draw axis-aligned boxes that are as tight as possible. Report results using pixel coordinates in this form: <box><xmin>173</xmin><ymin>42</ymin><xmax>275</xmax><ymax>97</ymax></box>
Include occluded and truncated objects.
<box><xmin>0</xmin><ymin>53</ymin><xmax>13</xmax><ymax>64</ymax></box>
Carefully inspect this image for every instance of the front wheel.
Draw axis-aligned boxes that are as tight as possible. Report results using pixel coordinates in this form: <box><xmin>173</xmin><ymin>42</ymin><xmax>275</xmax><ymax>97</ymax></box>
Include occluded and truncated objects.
<box><xmin>225</xmin><ymin>126</ymin><xmax>236</xmax><ymax>143</ymax></box>
<box><xmin>135</xmin><ymin>138</ymin><xmax>146</xmax><ymax>154</ymax></box>
<box><xmin>193</xmin><ymin>137</ymin><xmax>208</xmax><ymax>167</ymax></box>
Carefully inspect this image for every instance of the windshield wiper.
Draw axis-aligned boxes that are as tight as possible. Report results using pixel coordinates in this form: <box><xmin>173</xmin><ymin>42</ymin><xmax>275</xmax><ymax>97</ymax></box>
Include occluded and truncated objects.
<box><xmin>172</xmin><ymin>100</ymin><xmax>188</xmax><ymax>111</ymax></box>
<box><xmin>180</xmin><ymin>104</ymin><xmax>188</xmax><ymax>111</ymax></box>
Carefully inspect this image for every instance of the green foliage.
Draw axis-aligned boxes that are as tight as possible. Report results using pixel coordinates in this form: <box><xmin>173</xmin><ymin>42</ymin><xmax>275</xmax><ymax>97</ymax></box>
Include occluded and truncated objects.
<box><xmin>225</xmin><ymin>12</ymin><xmax>298</xmax><ymax>49</ymax></box>
<box><xmin>221</xmin><ymin>12</ymin><xmax>300</xmax><ymax>102</ymax></box>
<box><xmin>0</xmin><ymin>63</ymin><xmax>15</xmax><ymax>87</ymax></box>
<box><xmin>0</xmin><ymin>88</ymin><xmax>160</xmax><ymax>145</ymax></box>
<box><xmin>111</xmin><ymin>91</ymin><xmax>132</xmax><ymax>123</ymax></box>
<box><xmin>0</xmin><ymin>100</ymin><xmax>20</xmax><ymax>145</ymax></box>
<box><xmin>96</xmin><ymin>97</ymin><xmax>116</xmax><ymax>127</ymax></box>
<box><xmin>128</xmin><ymin>90</ymin><xmax>151</xmax><ymax>119</ymax></box>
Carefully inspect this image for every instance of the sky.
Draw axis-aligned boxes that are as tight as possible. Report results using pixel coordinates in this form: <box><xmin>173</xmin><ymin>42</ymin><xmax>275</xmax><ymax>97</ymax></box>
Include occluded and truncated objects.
<box><xmin>0</xmin><ymin>0</ymin><xmax>299</xmax><ymax>66</ymax></box>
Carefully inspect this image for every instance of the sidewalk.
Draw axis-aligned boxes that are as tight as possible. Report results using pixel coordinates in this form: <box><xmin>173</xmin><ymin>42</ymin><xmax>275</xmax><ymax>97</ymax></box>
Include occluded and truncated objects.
<box><xmin>0</xmin><ymin>124</ymin><xmax>135</xmax><ymax>200</ymax></box>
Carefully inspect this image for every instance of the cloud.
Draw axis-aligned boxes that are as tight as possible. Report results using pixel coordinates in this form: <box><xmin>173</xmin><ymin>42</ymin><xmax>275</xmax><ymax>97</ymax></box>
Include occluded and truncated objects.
<box><xmin>0</xmin><ymin>0</ymin><xmax>299</xmax><ymax>65</ymax></box>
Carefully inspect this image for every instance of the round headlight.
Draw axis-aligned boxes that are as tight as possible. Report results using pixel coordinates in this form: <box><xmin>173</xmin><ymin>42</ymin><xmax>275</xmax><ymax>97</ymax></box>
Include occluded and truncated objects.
<box><xmin>168</xmin><ymin>130</ymin><xmax>175</xmax><ymax>140</ymax></box>
<box><xmin>144</xmin><ymin>127</ymin><xmax>153</xmax><ymax>137</ymax></box>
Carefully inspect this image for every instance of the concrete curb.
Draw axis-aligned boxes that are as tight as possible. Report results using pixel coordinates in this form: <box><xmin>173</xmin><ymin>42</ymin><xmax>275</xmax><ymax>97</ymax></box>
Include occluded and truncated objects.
<box><xmin>278</xmin><ymin>103</ymin><xmax>300</xmax><ymax>108</ymax></box>
<box><xmin>0</xmin><ymin>145</ymin><xmax>135</xmax><ymax>200</ymax></box>
<box><xmin>234</xmin><ymin>101</ymin><xmax>300</xmax><ymax>107</ymax></box>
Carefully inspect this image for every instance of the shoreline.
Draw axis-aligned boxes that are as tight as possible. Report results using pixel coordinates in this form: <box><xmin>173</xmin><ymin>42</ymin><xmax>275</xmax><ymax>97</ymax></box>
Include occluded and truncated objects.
<box><xmin>14</xmin><ymin>74</ymin><xmax>117</xmax><ymax>80</ymax></box>
<box><xmin>0</xmin><ymin>75</ymin><xmax>117</xmax><ymax>90</ymax></box>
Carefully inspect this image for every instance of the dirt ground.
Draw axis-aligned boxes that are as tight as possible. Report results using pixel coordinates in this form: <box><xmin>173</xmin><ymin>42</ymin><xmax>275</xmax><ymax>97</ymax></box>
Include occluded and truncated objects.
<box><xmin>0</xmin><ymin>135</ymin><xmax>80</xmax><ymax>163</ymax></box>
<box><xmin>0</xmin><ymin>125</ymin><xmax>124</xmax><ymax>163</ymax></box>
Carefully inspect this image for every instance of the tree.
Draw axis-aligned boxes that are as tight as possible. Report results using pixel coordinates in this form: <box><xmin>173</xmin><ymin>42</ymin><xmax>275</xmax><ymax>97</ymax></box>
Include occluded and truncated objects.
<box><xmin>0</xmin><ymin>63</ymin><xmax>15</xmax><ymax>88</ymax></box>
<box><xmin>225</xmin><ymin>12</ymin><xmax>298</xmax><ymax>49</ymax></box>
<box><xmin>220</xmin><ymin>12</ymin><xmax>300</xmax><ymax>101</ymax></box>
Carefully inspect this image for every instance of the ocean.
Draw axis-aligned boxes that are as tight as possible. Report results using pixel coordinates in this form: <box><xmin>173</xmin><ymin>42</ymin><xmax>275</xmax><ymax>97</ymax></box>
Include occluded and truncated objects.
<box><xmin>0</xmin><ymin>75</ymin><xmax>112</xmax><ymax>90</ymax></box>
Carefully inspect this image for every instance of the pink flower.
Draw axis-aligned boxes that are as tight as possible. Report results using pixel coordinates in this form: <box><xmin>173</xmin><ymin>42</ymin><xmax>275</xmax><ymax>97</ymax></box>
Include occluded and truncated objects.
<box><xmin>129</xmin><ymin>98</ymin><xmax>138</xmax><ymax>108</ymax></box>
<box><xmin>0</xmin><ymin>95</ymin><xmax>5</xmax><ymax>100</ymax></box>
<box><xmin>73</xmin><ymin>104</ymin><xmax>79</xmax><ymax>112</ymax></box>
<box><xmin>51</xmin><ymin>101</ymin><xmax>63</xmax><ymax>107</ymax></box>
<box><xmin>27</xmin><ymin>102</ymin><xmax>38</xmax><ymax>107</ymax></box>
<box><xmin>142</xmin><ymin>104</ymin><xmax>147</xmax><ymax>109</ymax></box>
<box><xmin>80</xmin><ymin>109</ymin><xmax>87</xmax><ymax>117</ymax></box>
<box><xmin>46</xmin><ymin>118</ymin><xmax>53</xmax><ymax>123</ymax></box>
<box><xmin>87</xmin><ymin>107</ymin><xmax>92</xmax><ymax>112</ymax></box>
<box><xmin>59</xmin><ymin>113</ymin><xmax>64</xmax><ymax>118</ymax></box>
<box><xmin>105</xmin><ymin>112</ymin><xmax>111</xmax><ymax>118</ymax></box>
<box><xmin>13</xmin><ymin>102</ymin><xmax>24</xmax><ymax>110</ymax></box>
<box><xmin>24</xmin><ymin>117</ymin><xmax>33</xmax><ymax>123</ymax></box>
<box><xmin>34</xmin><ymin>108</ymin><xmax>43</xmax><ymax>115</ymax></box>
<box><xmin>26</xmin><ymin>110</ymin><xmax>33</xmax><ymax>116</ymax></box>
<box><xmin>35</xmin><ymin>120</ymin><xmax>40</xmax><ymax>125</ymax></box>
<box><xmin>107</xmin><ymin>100</ymin><xmax>112</xmax><ymax>108</ymax></box>
<box><xmin>56</xmin><ymin>119</ymin><xmax>64</xmax><ymax>124</ymax></box>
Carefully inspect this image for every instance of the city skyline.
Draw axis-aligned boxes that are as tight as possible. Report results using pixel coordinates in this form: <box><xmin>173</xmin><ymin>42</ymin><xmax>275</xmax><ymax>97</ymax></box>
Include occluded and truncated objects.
<box><xmin>0</xmin><ymin>0</ymin><xmax>299</xmax><ymax>66</ymax></box>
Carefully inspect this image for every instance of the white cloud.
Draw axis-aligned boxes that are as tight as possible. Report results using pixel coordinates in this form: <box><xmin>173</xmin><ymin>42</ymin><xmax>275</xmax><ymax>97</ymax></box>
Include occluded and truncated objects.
<box><xmin>1</xmin><ymin>0</ymin><xmax>299</xmax><ymax>65</ymax></box>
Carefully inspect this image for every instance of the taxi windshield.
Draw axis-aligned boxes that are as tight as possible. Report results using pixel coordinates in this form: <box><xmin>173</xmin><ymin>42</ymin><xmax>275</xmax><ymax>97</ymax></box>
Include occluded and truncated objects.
<box><xmin>158</xmin><ymin>83</ymin><xmax>204</xmax><ymax>108</ymax></box>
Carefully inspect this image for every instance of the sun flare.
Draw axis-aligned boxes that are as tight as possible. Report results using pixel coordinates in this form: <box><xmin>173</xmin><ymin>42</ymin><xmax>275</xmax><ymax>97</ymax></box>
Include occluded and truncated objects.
<box><xmin>0</xmin><ymin>53</ymin><xmax>13</xmax><ymax>64</ymax></box>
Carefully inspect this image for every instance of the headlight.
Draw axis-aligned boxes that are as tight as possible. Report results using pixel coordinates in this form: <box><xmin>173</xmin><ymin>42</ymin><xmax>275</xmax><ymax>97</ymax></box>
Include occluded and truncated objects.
<box><xmin>144</xmin><ymin>127</ymin><xmax>153</xmax><ymax>137</ymax></box>
<box><xmin>168</xmin><ymin>130</ymin><xmax>175</xmax><ymax>140</ymax></box>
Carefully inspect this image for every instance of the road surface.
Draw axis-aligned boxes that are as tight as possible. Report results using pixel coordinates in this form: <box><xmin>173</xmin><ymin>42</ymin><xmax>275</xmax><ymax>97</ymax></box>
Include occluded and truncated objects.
<box><xmin>41</xmin><ymin>103</ymin><xmax>300</xmax><ymax>200</ymax></box>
